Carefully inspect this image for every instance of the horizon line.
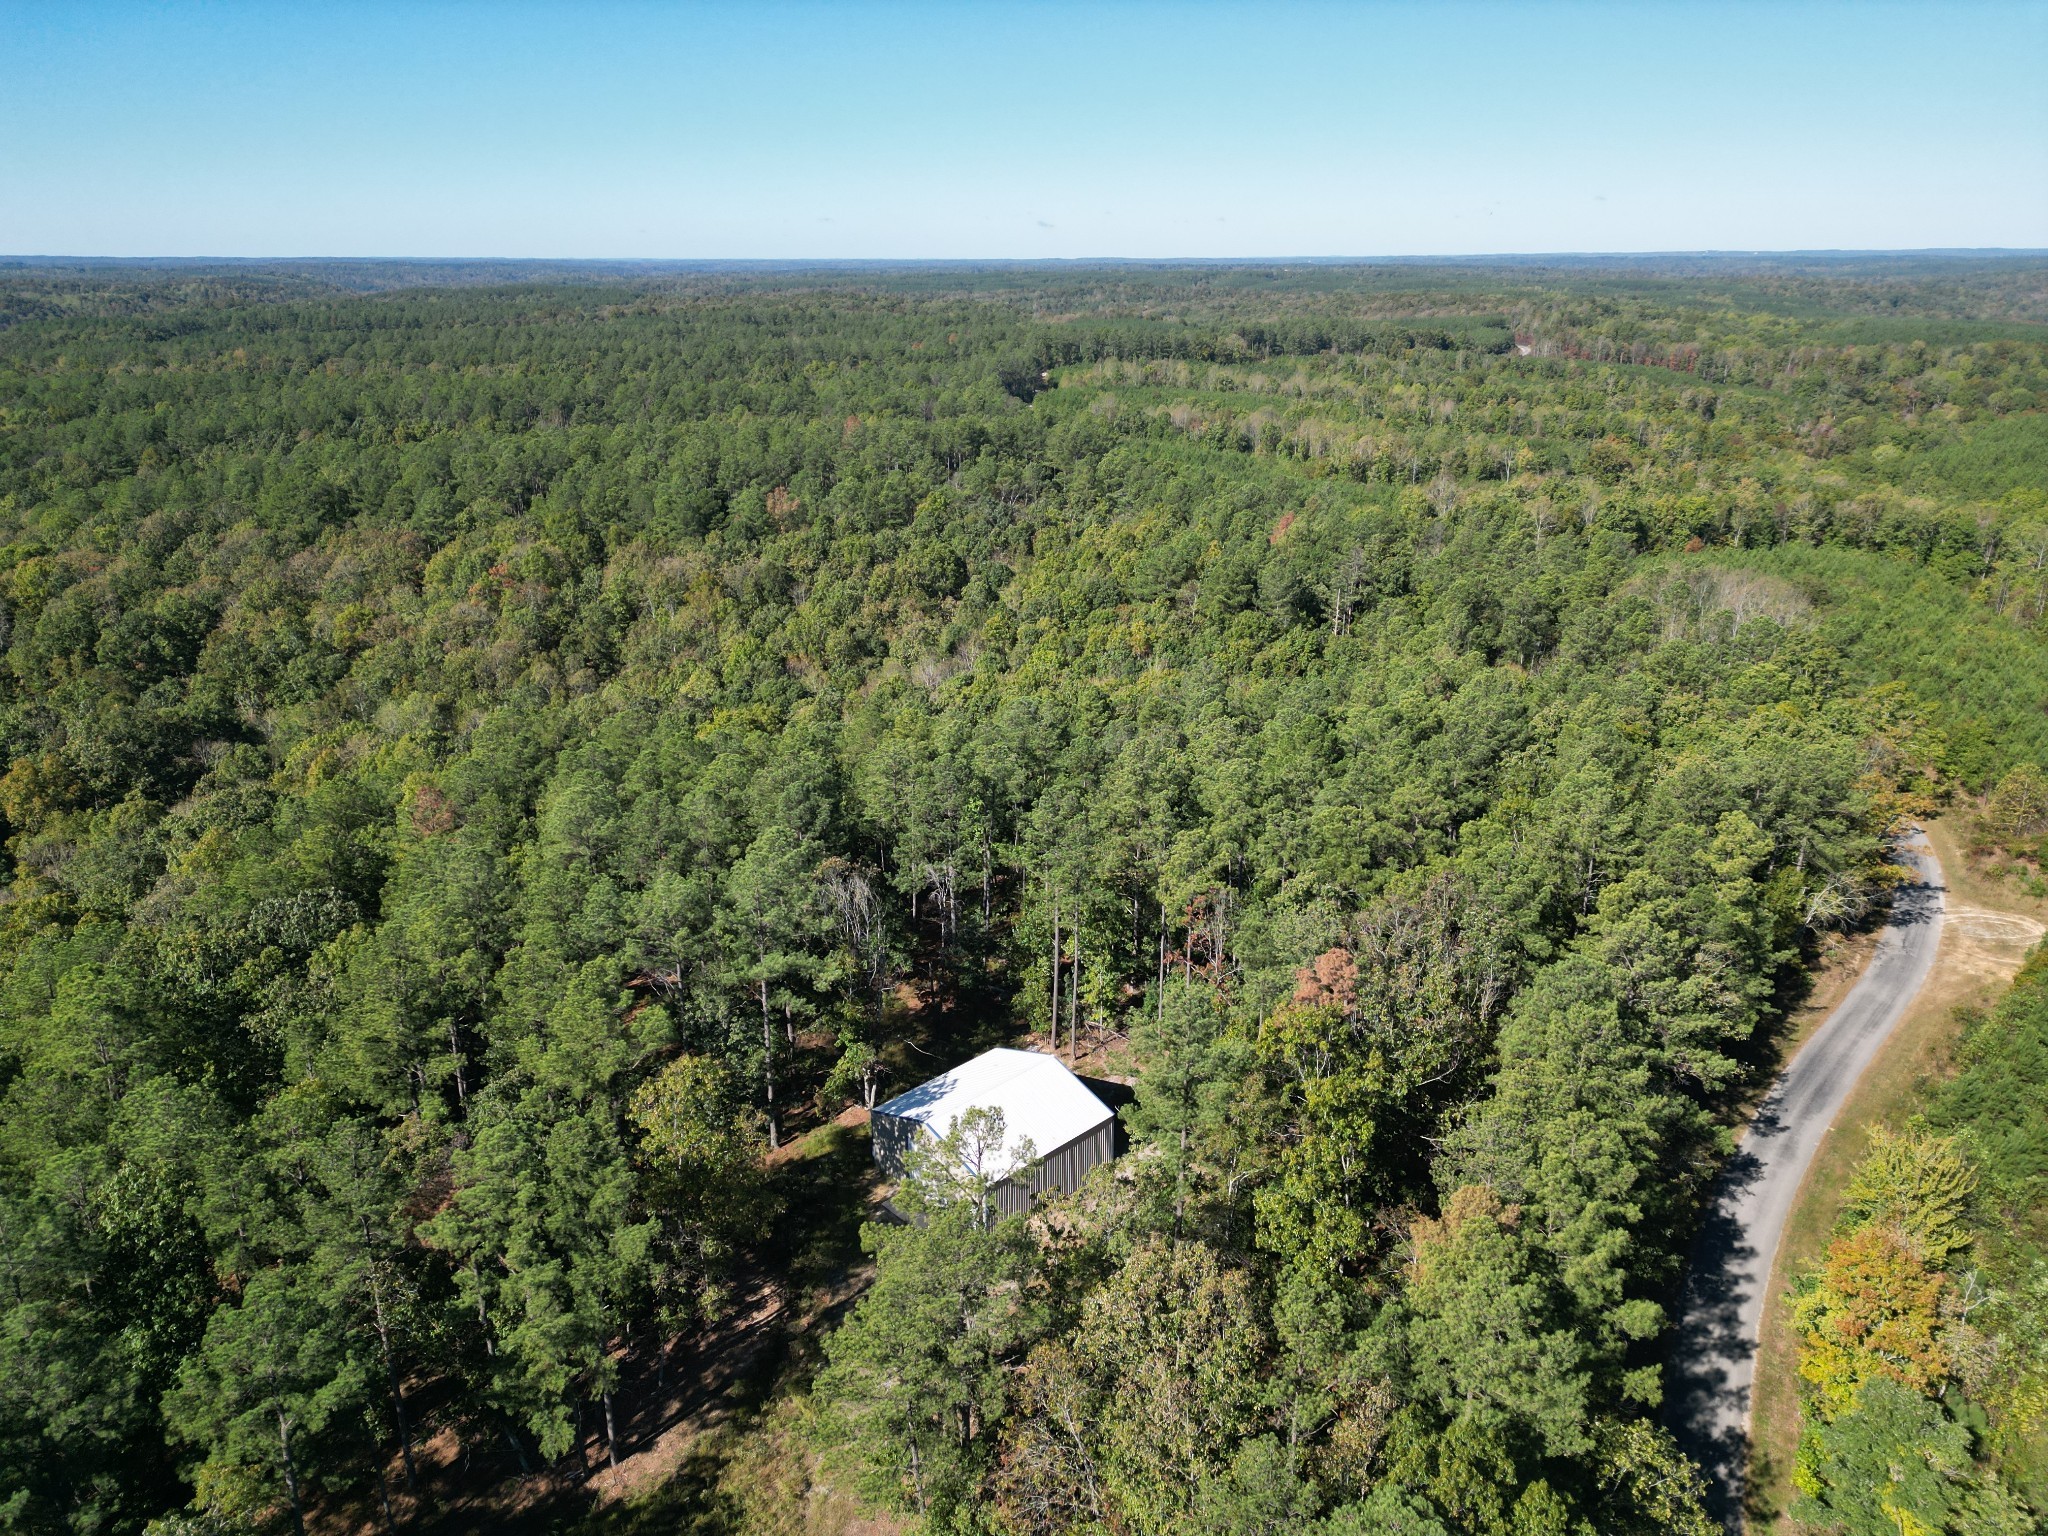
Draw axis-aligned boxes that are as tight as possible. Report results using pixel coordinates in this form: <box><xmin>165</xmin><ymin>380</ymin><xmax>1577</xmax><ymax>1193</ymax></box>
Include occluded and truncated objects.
<box><xmin>5</xmin><ymin>248</ymin><xmax>2047</xmax><ymax>268</ymax></box>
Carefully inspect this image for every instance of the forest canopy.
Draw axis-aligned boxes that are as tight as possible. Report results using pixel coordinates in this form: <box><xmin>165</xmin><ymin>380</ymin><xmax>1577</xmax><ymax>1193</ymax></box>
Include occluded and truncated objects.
<box><xmin>0</xmin><ymin>255</ymin><xmax>2043</xmax><ymax>1535</ymax></box>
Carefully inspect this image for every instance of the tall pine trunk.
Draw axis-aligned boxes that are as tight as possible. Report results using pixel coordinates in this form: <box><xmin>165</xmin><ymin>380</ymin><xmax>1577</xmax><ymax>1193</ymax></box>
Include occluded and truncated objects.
<box><xmin>1069</xmin><ymin>929</ymin><xmax>1079</xmax><ymax>1060</ymax></box>
<box><xmin>447</xmin><ymin>1017</ymin><xmax>467</xmax><ymax>1104</ymax></box>
<box><xmin>372</xmin><ymin>1454</ymin><xmax>399</xmax><ymax>1534</ymax></box>
<box><xmin>472</xmin><ymin>1259</ymin><xmax>493</xmax><ymax>1356</ymax></box>
<box><xmin>760</xmin><ymin>979</ymin><xmax>779</xmax><ymax>1149</ymax></box>
<box><xmin>361</xmin><ymin>1217</ymin><xmax>418</xmax><ymax>1493</ymax></box>
<box><xmin>1049</xmin><ymin>900</ymin><xmax>1060</xmax><ymax>1054</ymax></box>
<box><xmin>908</xmin><ymin>1436</ymin><xmax>927</xmax><ymax>1514</ymax></box>
<box><xmin>277</xmin><ymin>1410</ymin><xmax>307</xmax><ymax>1536</ymax></box>
<box><xmin>499</xmin><ymin>1414</ymin><xmax>533</xmax><ymax>1473</ymax></box>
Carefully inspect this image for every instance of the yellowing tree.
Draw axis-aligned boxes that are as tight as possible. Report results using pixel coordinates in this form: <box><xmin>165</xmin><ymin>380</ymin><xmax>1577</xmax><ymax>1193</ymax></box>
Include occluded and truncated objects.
<box><xmin>1984</xmin><ymin>762</ymin><xmax>2048</xmax><ymax>850</ymax></box>
<box><xmin>1794</xmin><ymin>1223</ymin><xmax>1951</xmax><ymax>1418</ymax></box>
<box><xmin>1841</xmin><ymin>1126</ymin><xmax>1977</xmax><ymax>1266</ymax></box>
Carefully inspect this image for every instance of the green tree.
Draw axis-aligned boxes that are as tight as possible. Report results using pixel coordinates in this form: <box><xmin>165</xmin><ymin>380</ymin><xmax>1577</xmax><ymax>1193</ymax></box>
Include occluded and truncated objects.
<box><xmin>1405</xmin><ymin>1186</ymin><xmax>1590</xmax><ymax>1459</ymax></box>
<box><xmin>995</xmin><ymin>1239</ymin><xmax>1273</xmax><ymax>1535</ymax></box>
<box><xmin>163</xmin><ymin>1268</ymin><xmax>363</xmax><ymax>1536</ymax></box>
<box><xmin>1983</xmin><ymin>761</ymin><xmax>2048</xmax><ymax>851</ymax></box>
<box><xmin>628</xmin><ymin>1053</ymin><xmax>772</xmax><ymax>1326</ymax></box>
<box><xmin>717</xmin><ymin>824</ymin><xmax>830</xmax><ymax>1149</ymax></box>
<box><xmin>1842</xmin><ymin>1126</ymin><xmax>1978</xmax><ymax>1266</ymax></box>
<box><xmin>816</xmin><ymin>1206</ymin><xmax>1043</xmax><ymax>1523</ymax></box>
<box><xmin>1124</xmin><ymin>979</ymin><xmax>1259</xmax><ymax>1241</ymax></box>
<box><xmin>1791</xmin><ymin>1377</ymin><xmax>2020</xmax><ymax>1536</ymax></box>
<box><xmin>424</xmin><ymin>1084</ymin><xmax>656</xmax><ymax>1466</ymax></box>
<box><xmin>900</xmin><ymin>1105</ymin><xmax>1035</xmax><ymax>1227</ymax></box>
<box><xmin>1588</xmin><ymin>1417</ymin><xmax>1718</xmax><ymax>1536</ymax></box>
<box><xmin>268</xmin><ymin>1103</ymin><xmax>426</xmax><ymax>1497</ymax></box>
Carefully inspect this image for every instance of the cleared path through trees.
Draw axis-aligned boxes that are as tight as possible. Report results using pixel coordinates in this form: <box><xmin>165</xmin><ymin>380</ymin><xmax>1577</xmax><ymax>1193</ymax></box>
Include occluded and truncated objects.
<box><xmin>1665</xmin><ymin>833</ymin><xmax>1945</xmax><ymax>1530</ymax></box>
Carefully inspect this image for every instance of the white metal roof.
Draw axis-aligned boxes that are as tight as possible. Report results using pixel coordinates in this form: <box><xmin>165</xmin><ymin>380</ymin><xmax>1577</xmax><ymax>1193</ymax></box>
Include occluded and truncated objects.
<box><xmin>873</xmin><ymin>1047</ymin><xmax>1112</xmax><ymax>1179</ymax></box>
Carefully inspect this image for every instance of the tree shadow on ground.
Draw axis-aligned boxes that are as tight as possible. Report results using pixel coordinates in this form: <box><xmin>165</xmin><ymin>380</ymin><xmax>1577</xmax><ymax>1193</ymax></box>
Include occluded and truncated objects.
<box><xmin>386</xmin><ymin>1121</ymin><xmax>881</xmax><ymax>1536</ymax></box>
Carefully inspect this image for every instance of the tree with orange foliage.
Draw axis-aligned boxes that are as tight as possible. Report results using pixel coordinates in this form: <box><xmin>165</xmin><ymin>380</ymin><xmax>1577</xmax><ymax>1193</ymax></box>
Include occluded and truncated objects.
<box><xmin>1793</xmin><ymin>1222</ymin><xmax>1952</xmax><ymax>1419</ymax></box>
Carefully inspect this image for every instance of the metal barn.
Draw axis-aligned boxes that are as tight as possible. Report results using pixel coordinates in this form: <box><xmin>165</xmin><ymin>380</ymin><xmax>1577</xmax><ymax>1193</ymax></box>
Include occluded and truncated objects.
<box><xmin>870</xmin><ymin>1048</ymin><xmax>1116</xmax><ymax>1217</ymax></box>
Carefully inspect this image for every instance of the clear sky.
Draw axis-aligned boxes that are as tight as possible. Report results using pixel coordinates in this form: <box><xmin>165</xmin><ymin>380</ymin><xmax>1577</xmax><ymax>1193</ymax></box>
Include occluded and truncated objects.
<box><xmin>2</xmin><ymin>0</ymin><xmax>2043</xmax><ymax>259</ymax></box>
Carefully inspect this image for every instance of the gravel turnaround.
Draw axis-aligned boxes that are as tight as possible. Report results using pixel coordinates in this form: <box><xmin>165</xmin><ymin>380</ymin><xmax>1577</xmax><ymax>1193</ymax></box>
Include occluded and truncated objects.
<box><xmin>1665</xmin><ymin>835</ymin><xmax>1946</xmax><ymax>1530</ymax></box>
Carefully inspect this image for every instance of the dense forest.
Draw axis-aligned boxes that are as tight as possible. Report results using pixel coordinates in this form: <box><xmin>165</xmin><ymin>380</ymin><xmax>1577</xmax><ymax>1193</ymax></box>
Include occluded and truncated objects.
<box><xmin>0</xmin><ymin>257</ymin><xmax>2044</xmax><ymax>1536</ymax></box>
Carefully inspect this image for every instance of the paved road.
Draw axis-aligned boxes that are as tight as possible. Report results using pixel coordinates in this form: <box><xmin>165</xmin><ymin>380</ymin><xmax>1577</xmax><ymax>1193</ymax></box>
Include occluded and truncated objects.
<box><xmin>1665</xmin><ymin>834</ymin><xmax>1946</xmax><ymax>1530</ymax></box>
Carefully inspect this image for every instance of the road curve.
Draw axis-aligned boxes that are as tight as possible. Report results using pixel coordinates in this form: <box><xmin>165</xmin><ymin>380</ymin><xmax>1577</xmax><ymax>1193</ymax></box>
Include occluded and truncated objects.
<box><xmin>1665</xmin><ymin>833</ymin><xmax>1946</xmax><ymax>1529</ymax></box>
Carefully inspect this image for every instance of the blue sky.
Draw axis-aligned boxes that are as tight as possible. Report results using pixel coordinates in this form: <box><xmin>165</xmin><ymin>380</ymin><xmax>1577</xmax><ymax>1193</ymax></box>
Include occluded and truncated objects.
<box><xmin>2</xmin><ymin>1</ymin><xmax>2043</xmax><ymax>258</ymax></box>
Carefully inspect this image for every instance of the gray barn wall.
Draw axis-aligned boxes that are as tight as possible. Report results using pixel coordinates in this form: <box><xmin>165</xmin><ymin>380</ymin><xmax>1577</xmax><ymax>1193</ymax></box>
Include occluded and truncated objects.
<box><xmin>870</xmin><ymin>1111</ymin><xmax>922</xmax><ymax>1181</ymax></box>
<box><xmin>993</xmin><ymin>1120</ymin><xmax>1116</xmax><ymax>1217</ymax></box>
<box><xmin>872</xmin><ymin>1114</ymin><xmax>1116</xmax><ymax>1219</ymax></box>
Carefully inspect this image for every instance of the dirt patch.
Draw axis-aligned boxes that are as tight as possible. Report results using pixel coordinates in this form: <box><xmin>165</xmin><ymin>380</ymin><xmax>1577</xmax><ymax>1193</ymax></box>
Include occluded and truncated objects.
<box><xmin>1039</xmin><ymin>1025</ymin><xmax>1137</xmax><ymax>1081</ymax></box>
<box><xmin>1941</xmin><ymin>820</ymin><xmax>2048</xmax><ymax>927</ymax></box>
<box><xmin>583</xmin><ymin>1280</ymin><xmax>791</xmax><ymax>1508</ymax></box>
<box><xmin>1942</xmin><ymin>904</ymin><xmax>2046</xmax><ymax>973</ymax></box>
<box><xmin>329</xmin><ymin>1116</ymin><xmax>889</xmax><ymax>1536</ymax></box>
